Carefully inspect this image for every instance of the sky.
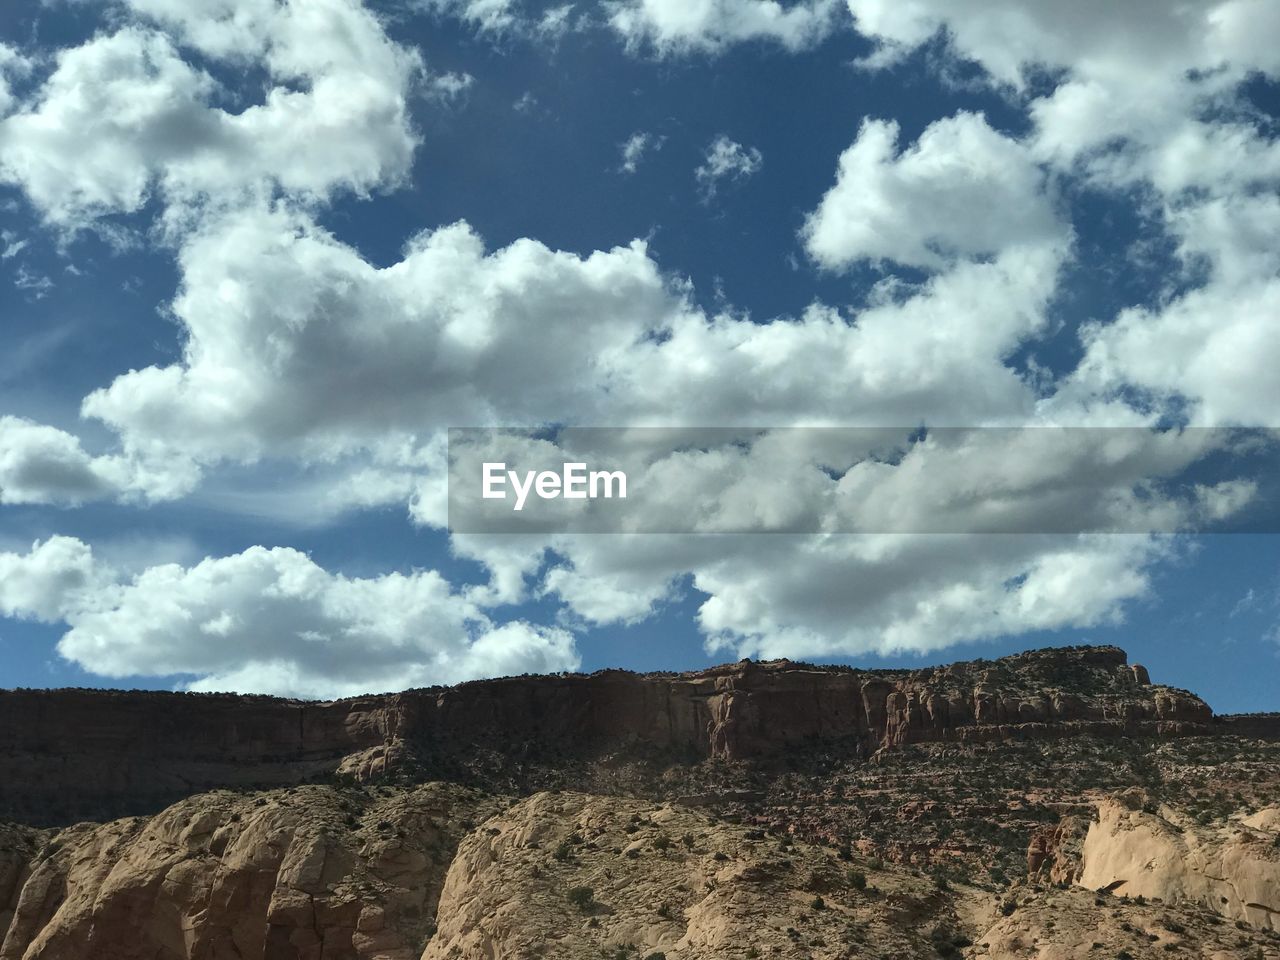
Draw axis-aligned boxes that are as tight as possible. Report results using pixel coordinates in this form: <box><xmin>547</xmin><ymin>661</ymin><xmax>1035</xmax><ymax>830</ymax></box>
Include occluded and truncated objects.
<box><xmin>1</xmin><ymin>0</ymin><xmax>1279</xmax><ymax>712</ymax></box>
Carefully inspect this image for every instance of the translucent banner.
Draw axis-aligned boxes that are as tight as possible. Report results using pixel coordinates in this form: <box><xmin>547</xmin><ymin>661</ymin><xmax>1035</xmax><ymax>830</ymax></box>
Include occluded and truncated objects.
<box><xmin>447</xmin><ymin>427</ymin><xmax>1280</xmax><ymax>534</ymax></box>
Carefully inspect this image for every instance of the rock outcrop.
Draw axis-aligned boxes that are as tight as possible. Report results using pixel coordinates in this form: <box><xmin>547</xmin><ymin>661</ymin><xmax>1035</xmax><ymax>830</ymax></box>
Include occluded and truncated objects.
<box><xmin>1076</xmin><ymin>793</ymin><xmax>1280</xmax><ymax>931</ymax></box>
<box><xmin>0</xmin><ymin>825</ymin><xmax>42</xmax><ymax>949</ymax></box>
<box><xmin>1026</xmin><ymin>815</ymin><xmax>1088</xmax><ymax>886</ymax></box>
<box><xmin>976</xmin><ymin>883</ymin><xmax>1279</xmax><ymax>960</ymax></box>
<box><xmin>0</xmin><ymin>645</ymin><xmax>1277</xmax><ymax>960</ymax></box>
<box><xmin>0</xmin><ymin>784</ymin><xmax>502</xmax><ymax>960</ymax></box>
<box><xmin>0</xmin><ymin>646</ymin><xmax>1219</xmax><ymax>826</ymax></box>
<box><xmin>422</xmin><ymin>791</ymin><xmax>956</xmax><ymax>960</ymax></box>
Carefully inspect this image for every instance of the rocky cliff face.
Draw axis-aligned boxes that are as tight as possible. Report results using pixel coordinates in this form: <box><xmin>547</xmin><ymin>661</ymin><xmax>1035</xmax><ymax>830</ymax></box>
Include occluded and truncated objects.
<box><xmin>0</xmin><ymin>690</ymin><xmax>403</xmax><ymax>825</ymax></box>
<box><xmin>1</xmin><ymin>645</ymin><xmax>1278</xmax><ymax>960</ymax></box>
<box><xmin>1077</xmin><ymin>793</ymin><xmax>1280</xmax><ymax>932</ymax></box>
<box><xmin>0</xmin><ymin>784</ymin><xmax>502</xmax><ymax>960</ymax></box>
<box><xmin>4</xmin><ymin>787</ymin><xmax>1278</xmax><ymax>960</ymax></box>
<box><xmin>405</xmin><ymin>644</ymin><xmax>1209</xmax><ymax>762</ymax></box>
<box><xmin>0</xmin><ymin>646</ymin><xmax>1214</xmax><ymax>826</ymax></box>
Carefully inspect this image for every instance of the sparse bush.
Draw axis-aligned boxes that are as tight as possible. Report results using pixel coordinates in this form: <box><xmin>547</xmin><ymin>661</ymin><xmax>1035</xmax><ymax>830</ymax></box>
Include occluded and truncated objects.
<box><xmin>567</xmin><ymin>885</ymin><xmax>593</xmax><ymax>910</ymax></box>
<box><xmin>929</xmin><ymin>925</ymin><xmax>966</xmax><ymax>958</ymax></box>
<box><xmin>847</xmin><ymin>868</ymin><xmax>867</xmax><ymax>890</ymax></box>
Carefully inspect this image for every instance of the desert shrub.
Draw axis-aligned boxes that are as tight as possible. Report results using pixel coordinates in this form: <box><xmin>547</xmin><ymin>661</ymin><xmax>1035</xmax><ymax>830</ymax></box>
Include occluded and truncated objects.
<box><xmin>929</xmin><ymin>925</ymin><xmax>967</xmax><ymax>958</ymax></box>
<box><xmin>847</xmin><ymin>868</ymin><xmax>867</xmax><ymax>890</ymax></box>
<box><xmin>566</xmin><ymin>885</ymin><xmax>593</xmax><ymax>910</ymax></box>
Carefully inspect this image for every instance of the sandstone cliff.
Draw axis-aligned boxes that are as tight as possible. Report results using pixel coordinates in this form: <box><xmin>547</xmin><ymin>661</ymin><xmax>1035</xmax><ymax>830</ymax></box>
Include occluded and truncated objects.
<box><xmin>0</xmin><ymin>784</ymin><xmax>503</xmax><ymax>960</ymax></box>
<box><xmin>1</xmin><ymin>646</ymin><xmax>1278</xmax><ymax>960</ymax></box>
<box><xmin>0</xmin><ymin>646</ymin><xmax>1216</xmax><ymax>826</ymax></box>
<box><xmin>1076</xmin><ymin>793</ymin><xmax>1280</xmax><ymax>931</ymax></box>
<box><xmin>4</xmin><ymin>786</ymin><xmax>1278</xmax><ymax>960</ymax></box>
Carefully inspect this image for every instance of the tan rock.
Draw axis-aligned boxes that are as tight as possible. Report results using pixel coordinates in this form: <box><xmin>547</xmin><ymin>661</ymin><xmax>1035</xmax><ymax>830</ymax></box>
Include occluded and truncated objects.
<box><xmin>0</xmin><ymin>784</ymin><xmax>501</xmax><ymax>960</ymax></box>
<box><xmin>423</xmin><ymin>790</ymin><xmax>960</xmax><ymax>960</ymax></box>
<box><xmin>978</xmin><ymin>884</ymin><xmax>1278</xmax><ymax>960</ymax></box>
<box><xmin>1077</xmin><ymin>795</ymin><xmax>1280</xmax><ymax>931</ymax></box>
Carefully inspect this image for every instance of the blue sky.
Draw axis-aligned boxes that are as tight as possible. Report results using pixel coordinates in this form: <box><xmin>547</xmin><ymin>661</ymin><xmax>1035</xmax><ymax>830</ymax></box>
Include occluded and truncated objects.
<box><xmin>1</xmin><ymin>0</ymin><xmax>1278</xmax><ymax>711</ymax></box>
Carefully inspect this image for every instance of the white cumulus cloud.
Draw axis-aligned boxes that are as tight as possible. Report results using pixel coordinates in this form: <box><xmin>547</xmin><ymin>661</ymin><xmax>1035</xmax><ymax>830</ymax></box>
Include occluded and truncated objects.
<box><xmin>609</xmin><ymin>0</ymin><xmax>842</xmax><ymax>54</ymax></box>
<box><xmin>0</xmin><ymin>415</ymin><xmax>195</xmax><ymax>506</ymax></box>
<box><xmin>0</xmin><ymin>536</ymin><xmax>578</xmax><ymax>698</ymax></box>
<box><xmin>803</xmin><ymin>113</ymin><xmax>1063</xmax><ymax>271</ymax></box>
<box><xmin>849</xmin><ymin>0</ymin><xmax>1280</xmax><ymax>427</ymax></box>
<box><xmin>0</xmin><ymin>0</ymin><xmax>419</xmax><ymax>228</ymax></box>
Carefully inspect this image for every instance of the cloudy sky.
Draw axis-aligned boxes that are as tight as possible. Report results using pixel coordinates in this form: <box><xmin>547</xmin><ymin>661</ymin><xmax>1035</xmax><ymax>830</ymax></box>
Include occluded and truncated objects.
<box><xmin>1</xmin><ymin>0</ymin><xmax>1278</xmax><ymax>710</ymax></box>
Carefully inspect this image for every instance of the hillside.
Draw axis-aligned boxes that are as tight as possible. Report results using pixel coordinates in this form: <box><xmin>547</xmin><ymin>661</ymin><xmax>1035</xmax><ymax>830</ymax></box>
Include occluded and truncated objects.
<box><xmin>1</xmin><ymin>645</ymin><xmax>1278</xmax><ymax>959</ymax></box>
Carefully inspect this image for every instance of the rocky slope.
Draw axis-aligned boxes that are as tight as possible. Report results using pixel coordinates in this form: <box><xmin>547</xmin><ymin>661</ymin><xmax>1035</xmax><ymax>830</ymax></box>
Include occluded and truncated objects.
<box><xmin>1076</xmin><ymin>792</ymin><xmax>1280</xmax><ymax>932</ymax></box>
<box><xmin>0</xmin><ymin>784</ymin><xmax>503</xmax><ymax>960</ymax></box>
<box><xmin>422</xmin><ymin>791</ymin><xmax>959</xmax><ymax>960</ymax></box>
<box><xmin>2</xmin><ymin>785</ymin><xmax>1277</xmax><ymax>960</ymax></box>
<box><xmin>1</xmin><ymin>644</ymin><xmax>1278</xmax><ymax>959</ymax></box>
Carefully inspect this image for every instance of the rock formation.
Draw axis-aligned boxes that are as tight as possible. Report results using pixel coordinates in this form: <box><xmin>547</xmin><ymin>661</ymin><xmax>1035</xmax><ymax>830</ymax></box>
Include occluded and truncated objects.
<box><xmin>1076</xmin><ymin>793</ymin><xmax>1280</xmax><ymax>931</ymax></box>
<box><xmin>421</xmin><ymin>791</ymin><xmax>959</xmax><ymax>960</ymax></box>
<box><xmin>0</xmin><ymin>784</ymin><xmax>502</xmax><ymax>960</ymax></box>
<box><xmin>0</xmin><ymin>646</ymin><xmax>1214</xmax><ymax>826</ymax></box>
<box><xmin>1</xmin><ymin>645</ymin><xmax>1278</xmax><ymax>959</ymax></box>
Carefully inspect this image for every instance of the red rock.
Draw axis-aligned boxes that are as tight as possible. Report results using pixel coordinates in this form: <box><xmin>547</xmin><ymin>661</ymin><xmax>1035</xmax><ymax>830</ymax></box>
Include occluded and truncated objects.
<box><xmin>0</xmin><ymin>645</ymin><xmax>1226</xmax><ymax>827</ymax></box>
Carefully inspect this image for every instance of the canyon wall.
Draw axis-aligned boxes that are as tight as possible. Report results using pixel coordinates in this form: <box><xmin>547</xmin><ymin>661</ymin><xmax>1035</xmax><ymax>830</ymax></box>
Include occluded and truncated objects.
<box><xmin>0</xmin><ymin>646</ymin><xmax>1228</xmax><ymax>826</ymax></box>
